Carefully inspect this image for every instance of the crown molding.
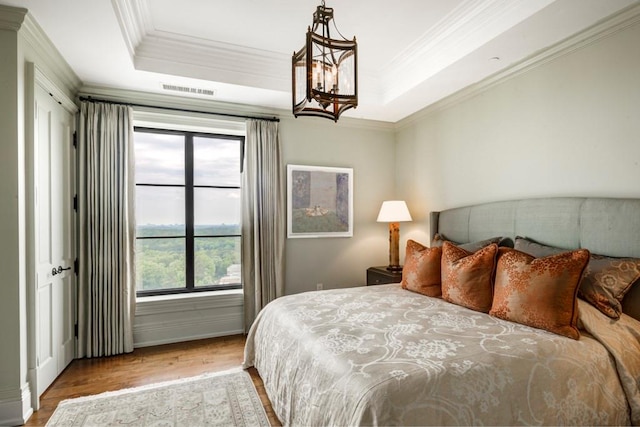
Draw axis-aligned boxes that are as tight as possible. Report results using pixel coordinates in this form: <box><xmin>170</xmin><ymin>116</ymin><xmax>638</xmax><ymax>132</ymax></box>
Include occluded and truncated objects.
<box><xmin>0</xmin><ymin>6</ymin><xmax>80</xmax><ymax>94</ymax></box>
<box><xmin>111</xmin><ymin>0</ymin><xmax>151</xmax><ymax>59</ymax></box>
<box><xmin>79</xmin><ymin>85</ymin><xmax>395</xmax><ymax>132</ymax></box>
<box><xmin>79</xmin><ymin>85</ymin><xmax>282</xmax><ymax>119</ymax></box>
<box><xmin>395</xmin><ymin>2</ymin><xmax>640</xmax><ymax>130</ymax></box>
<box><xmin>113</xmin><ymin>0</ymin><xmax>289</xmax><ymax>93</ymax></box>
<box><xmin>20</xmin><ymin>14</ymin><xmax>81</xmax><ymax>94</ymax></box>
<box><xmin>134</xmin><ymin>32</ymin><xmax>290</xmax><ymax>92</ymax></box>
<box><xmin>279</xmin><ymin>113</ymin><xmax>395</xmax><ymax>132</ymax></box>
<box><xmin>385</xmin><ymin>0</ymin><xmax>501</xmax><ymax>71</ymax></box>
<box><xmin>34</xmin><ymin>66</ymin><xmax>78</xmax><ymax>113</ymax></box>
<box><xmin>382</xmin><ymin>0</ymin><xmax>555</xmax><ymax>103</ymax></box>
<box><xmin>0</xmin><ymin>5</ymin><xmax>27</xmax><ymax>31</ymax></box>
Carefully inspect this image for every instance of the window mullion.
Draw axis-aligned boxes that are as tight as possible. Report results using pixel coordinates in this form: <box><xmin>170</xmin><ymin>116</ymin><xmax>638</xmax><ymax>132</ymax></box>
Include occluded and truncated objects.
<box><xmin>185</xmin><ymin>134</ymin><xmax>195</xmax><ymax>290</ymax></box>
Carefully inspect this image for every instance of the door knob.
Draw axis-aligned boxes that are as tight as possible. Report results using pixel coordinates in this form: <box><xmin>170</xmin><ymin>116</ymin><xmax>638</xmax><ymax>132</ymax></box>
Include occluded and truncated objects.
<box><xmin>52</xmin><ymin>265</ymin><xmax>71</xmax><ymax>276</ymax></box>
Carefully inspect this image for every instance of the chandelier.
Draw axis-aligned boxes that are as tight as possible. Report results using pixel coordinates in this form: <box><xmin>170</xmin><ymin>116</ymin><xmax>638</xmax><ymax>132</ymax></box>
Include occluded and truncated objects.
<box><xmin>292</xmin><ymin>1</ymin><xmax>358</xmax><ymax>122</ymax></box>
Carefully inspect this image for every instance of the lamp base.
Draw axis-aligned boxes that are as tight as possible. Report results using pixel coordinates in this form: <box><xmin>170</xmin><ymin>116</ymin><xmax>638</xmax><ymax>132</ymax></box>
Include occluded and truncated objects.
<box><xmin>386</xmin><ymin>265</ymin><xmax>403</xmax><ymax>272</ymax></box>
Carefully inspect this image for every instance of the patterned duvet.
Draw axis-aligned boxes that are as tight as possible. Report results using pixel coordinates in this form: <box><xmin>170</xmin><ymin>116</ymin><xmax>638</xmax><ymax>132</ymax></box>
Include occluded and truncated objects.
<box><xmin>243</xmin><ymin>284</ymin><xmax>640</xmax><ymax>426</ymax></box>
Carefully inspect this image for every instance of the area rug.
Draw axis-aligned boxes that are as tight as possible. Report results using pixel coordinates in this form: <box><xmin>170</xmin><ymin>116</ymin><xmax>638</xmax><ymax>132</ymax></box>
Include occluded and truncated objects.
<box><xmin>46</xmin><ymin>368</ymin><xmax>270</xmax><ymax>426</ymax></box>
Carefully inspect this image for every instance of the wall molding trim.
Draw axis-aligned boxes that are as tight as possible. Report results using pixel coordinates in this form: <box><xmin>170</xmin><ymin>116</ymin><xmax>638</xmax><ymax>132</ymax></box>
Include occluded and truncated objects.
<box><xmin>0</xmin><ymin>384</ymin><xmax>33</xmax><ymax>426</ymax></box>
<box><xmin>134</xmin><ymin>310</ymin><xmax>243</xmax><ymax>337</ymax></box>
<box><xmin>382</xmin><ymin>0</ymin><xmax>555</xmax><ymax>103</ymax></box>
<box><xmin>80</xmin><ymin>85</ymin><xmax>396</xmax><ymax>132</ymax></box>
<box><xmin>80</xmin><ymin>85</ymin><xmax>281</xmax><ymax>121</ymax></box>
<box><xmin>134</xmin><ymin>310</ymin><xmax>244</xmax><ymax>348</ymax></box>
<box><xmin>20</xmin><ymin>13</ymin><xmax>81</xmax><ymax>94</ymax></box>
<box><xmin>111</xmin><ymin>0</ymin><xmax>288</xmax><ymax>93</ymax></box>
<box><xmin>134</xmin><ymin>32</ymin><xmax>290</xmax><ymax>92</ymax></box>
<box><xmin>396</xmin><ymin>2</ymin><xmax>640</xmax><ymax>130</ymax></box>
<box><xmin>34</xmin><ymin>66</ymin><xmax>78</xmax><ymax>114</ymax></box>
<box><xmin>110</xmin><ymin>0</ymin><xmax>148</xmax><ymax>59</ymax></box>
<box><xmin>133</xmin><ymin>290</ymin><xmax>244</xmax><ymax>348</ymax></box>
<box><xmin>0</xmin><ymin>4</ymin><xmax>27</xmax><ymax>31</ymax></box>
<box><xmin>135</xmin><ymin>290</ymin><xmax>243</xmax><ymax>317</ymax></box>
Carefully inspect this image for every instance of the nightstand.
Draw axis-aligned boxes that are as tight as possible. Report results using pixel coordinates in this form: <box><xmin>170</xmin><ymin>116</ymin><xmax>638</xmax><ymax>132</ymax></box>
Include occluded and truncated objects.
<box><xmin>366</xmin><ymin>266</ymin><xmax>403</xmax><ymax>286</ymax></box>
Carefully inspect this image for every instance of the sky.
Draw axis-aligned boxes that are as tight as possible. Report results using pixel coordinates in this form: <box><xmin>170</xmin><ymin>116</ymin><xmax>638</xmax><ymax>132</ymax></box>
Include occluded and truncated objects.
<box><xmin>134</xmin><ymin>131</ymin><xmax>241</xmax><ymax>227</ymax></box>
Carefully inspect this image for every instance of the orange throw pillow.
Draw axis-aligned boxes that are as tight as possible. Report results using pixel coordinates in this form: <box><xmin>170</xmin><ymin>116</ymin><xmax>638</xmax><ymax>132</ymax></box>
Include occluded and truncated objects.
<box><xmin>402</xmin><ymin>240</ymin><xmax>442</xmax><ymax>297</ymax></box>
<box><xmin>441</xmin><ymin>241</ymin><xmax>498</xmax><ymax>312</ymax></box>
<box><xmin>490</xmin><ymin>248</ymin><xmax>590</xmax><ymax>340</ymax></box>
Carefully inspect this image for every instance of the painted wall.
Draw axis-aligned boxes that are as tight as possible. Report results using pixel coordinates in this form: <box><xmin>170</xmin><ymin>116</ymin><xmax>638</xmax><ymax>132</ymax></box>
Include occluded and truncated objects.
<box><xmin>0</xmin><ymin>22</ymin><xmax>25</xmax><ymax>426</ymax></box>
<box><xmin>279</xmin><ymin>116</ymin><xmax>396</xmax><ymax>294</ymax></box>
<box><xmin>395</xmin><ymin>18</ymin><xmax>640</xmax><ymax>247</ymax></box>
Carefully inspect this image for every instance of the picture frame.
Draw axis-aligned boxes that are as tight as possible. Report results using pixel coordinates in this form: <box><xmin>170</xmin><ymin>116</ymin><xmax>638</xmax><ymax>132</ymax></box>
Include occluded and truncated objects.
<box><xmin>287</xmin><ymin>164</ymin><xmax>353</xmax><ymax>238</ymax></box>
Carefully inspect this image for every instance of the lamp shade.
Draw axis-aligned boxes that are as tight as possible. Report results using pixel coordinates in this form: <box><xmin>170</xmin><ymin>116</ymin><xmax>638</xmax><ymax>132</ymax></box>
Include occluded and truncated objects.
<box><xmin>377</xmin><ymin>201</ymin><xmax>412</xmax><ymax>222</ymax></box>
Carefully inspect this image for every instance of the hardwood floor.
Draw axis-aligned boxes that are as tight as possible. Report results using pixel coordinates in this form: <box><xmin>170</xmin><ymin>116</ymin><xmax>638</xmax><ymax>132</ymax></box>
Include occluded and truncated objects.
<box><xmin>24</xmin><ymin>335</ymin><xmax>281</xmax><ymax>426</ymax></box>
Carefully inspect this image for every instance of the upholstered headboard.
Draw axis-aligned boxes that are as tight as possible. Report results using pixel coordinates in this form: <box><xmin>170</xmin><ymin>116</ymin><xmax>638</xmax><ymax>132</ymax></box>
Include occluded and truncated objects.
<box><xmin>430</xmin><ymin>197</ymin><xmax>640</xmax><ymax>321</ymax></box>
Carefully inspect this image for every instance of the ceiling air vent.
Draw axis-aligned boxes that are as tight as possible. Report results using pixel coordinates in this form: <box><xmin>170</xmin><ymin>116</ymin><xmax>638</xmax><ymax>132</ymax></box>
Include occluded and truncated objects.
<box><xmin>161</xmin><ymin>84</ymin><xmax>215</xmax><ymax>97</ymax></box>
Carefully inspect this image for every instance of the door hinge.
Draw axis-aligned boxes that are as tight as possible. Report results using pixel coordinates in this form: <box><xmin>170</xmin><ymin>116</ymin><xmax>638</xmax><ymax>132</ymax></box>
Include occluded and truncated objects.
<box><xmin>73</xmin><ymin>131</ymin><xmax>77</xmax><ymax>148</ymax></box>
<box><xmin>73</xmin><ymin>195</ymin><xmax>77</xmax><ymax>211</ymax></box>
<box><xmin>74</xmin><ymin>258</ymin><xmax>79</xmax><ymax>275</ymax></box>
<box><xmin>74</xmin><ymin>324</ymin><xmax>78</xmax><ymax>338</ymax></box>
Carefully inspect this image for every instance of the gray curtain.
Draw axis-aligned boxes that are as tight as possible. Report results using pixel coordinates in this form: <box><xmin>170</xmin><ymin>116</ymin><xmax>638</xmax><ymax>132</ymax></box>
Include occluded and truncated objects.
<box><xmin>77</xmin><ymin>101</ymin><xmax>136</xmax><ymax>357</ymax></box>
<box><xmin>242</xmin><ymin>119</ymin><xmax>285</xmax><ymax>331</ymax></box>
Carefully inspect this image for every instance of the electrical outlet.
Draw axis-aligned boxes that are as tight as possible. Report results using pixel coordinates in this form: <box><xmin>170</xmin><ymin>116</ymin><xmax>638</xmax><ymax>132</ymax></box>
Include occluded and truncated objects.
<box><xmin>316</xmin><ymin>283</ymin><xmax>323</xmax><ymax>290</ymax></box>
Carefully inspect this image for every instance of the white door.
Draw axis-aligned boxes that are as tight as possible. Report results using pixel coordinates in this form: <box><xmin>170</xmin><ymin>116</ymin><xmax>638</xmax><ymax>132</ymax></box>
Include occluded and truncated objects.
<box><xmin>33</xmin><ymin>83</ymin><xmax>76</xmax><ymax>398</ymax></box>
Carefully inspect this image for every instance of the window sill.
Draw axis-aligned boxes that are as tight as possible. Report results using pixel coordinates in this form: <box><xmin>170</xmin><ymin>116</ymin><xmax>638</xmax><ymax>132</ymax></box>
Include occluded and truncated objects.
<box><xmin>135</xmin><ymin>288</ymin><xmax>243</xmax><ymax>316</ymax></box>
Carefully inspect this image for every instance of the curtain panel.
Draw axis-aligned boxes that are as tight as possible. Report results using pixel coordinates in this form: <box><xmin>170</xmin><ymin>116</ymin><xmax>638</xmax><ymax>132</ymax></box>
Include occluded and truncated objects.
<box><xmin>77</xmin><ymin>101</ymin><xmax>136</xmax><ymax>357</ymax></box>
<box><xmin>242</xmin><ymin>119</ymin><xmax>285</xmax><ymax>331</ymax></box>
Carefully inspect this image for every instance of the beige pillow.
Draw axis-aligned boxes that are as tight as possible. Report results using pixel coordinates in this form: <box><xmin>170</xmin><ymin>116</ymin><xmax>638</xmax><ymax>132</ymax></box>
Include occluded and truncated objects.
<box><xmin>401</xmin><ymin>240</ymin><xmax>442</xmax><ymax>297</ymax></box>
<box><xmin>441</xmin><ymin>241</ymin><xmax>498</xmax><ymax>313</ymax></box>
<box><xmin>490</xmin><ymin>247</ymin><xmax>590</xmax><ymax>340</ymax></box>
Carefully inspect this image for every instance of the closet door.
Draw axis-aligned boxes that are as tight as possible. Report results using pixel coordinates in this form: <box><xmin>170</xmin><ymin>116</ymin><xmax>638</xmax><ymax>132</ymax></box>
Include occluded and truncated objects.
<box><xmin>33</xmin><ymin>82</ymin><xmax>76</xmax><ymax>398</ymax></box>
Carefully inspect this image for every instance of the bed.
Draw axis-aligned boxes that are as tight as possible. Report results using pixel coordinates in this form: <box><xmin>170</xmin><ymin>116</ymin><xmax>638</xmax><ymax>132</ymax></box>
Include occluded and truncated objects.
<box><xmin>243</xmin><ymin>197</ymin><xmax>640</xmax><ymax>426</ymax></box>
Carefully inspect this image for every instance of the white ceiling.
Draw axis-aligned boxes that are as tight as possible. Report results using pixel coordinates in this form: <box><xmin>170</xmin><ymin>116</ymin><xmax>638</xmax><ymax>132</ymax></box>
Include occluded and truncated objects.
<box><xmin>4</xmin><ymin>0</ymin><xmax>638</xmax><ymax>122</ymax></box>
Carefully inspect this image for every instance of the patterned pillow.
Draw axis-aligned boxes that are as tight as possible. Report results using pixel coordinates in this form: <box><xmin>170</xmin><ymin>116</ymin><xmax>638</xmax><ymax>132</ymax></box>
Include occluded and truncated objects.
<box><xmin>490</xmin><ymin>247</ymin><xmax>590</xmax><ymax>340</ymax></box>
<box><xmin>441</xmin><ymin>241</ymin><xmax>498</xmax><ymax>313</ymax></box>
<box><xmin>515</xmin><ymin>236</ymin><xmax>640</xmax><ymax>319</ymax></box>
<box><xmin>401</xmin><ymin>240</ymin><xmax>442</xmax><ymax>297</ymax></box>
<box><xmin>580</xmin><ymin>255</ymin><xmax>640</xmax><ymax>318</ymax></box>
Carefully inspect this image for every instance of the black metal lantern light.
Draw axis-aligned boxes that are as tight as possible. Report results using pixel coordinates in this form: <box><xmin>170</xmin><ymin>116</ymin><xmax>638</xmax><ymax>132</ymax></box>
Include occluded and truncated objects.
<box><xmin>292</xmin><ymin>1</ymin><xmax>357</xmax><ymax>122</ymax></box>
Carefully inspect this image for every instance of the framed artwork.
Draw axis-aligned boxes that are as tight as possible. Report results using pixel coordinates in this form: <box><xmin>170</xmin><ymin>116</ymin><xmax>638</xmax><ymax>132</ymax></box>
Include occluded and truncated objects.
<box><xmin>287</xmin><ymin>164</ymin><xmax>353</xmax><ymax>238</ymax></box>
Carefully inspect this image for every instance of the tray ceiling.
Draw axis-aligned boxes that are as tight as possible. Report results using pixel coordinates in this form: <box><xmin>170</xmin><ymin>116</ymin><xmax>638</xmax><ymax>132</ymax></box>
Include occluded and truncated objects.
<box><xmin>4</xmin><ymin>0</ymin><xmax>639</xmax><ymax>122</ymax></box>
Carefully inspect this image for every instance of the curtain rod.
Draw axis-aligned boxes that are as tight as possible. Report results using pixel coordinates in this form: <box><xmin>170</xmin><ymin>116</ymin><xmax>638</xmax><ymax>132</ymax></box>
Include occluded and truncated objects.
<box><xmin>78</xmin><ymin>96</ymin><xmax>280</xmax><ymax>122</ymax></box>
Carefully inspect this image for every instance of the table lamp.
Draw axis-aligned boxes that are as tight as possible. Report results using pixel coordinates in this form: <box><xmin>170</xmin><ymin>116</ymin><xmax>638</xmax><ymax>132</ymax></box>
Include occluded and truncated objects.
<box><xmin>376</xmin><ymin>200</ymin><xmax>412</xmax><ymax>271</ymax></box>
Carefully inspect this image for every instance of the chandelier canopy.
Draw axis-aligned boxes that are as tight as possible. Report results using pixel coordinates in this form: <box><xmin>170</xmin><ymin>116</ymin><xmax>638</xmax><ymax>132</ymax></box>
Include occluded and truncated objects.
<box><xmin>292</xmin><ymin>1</ymin><xmax>358</xmax><ymax>122</ymax></box>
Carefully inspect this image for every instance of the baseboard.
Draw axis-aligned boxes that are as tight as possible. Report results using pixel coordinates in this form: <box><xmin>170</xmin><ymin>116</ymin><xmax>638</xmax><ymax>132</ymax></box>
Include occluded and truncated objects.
<box><xmin>0</xmin><ymin>384</ymin><xmax>33</xmax><ymax>426</ymax></box>
<box><xmin>133</xmin><ymin>324</ymin><xmax>244</xmax><ymax>348</ymax></box>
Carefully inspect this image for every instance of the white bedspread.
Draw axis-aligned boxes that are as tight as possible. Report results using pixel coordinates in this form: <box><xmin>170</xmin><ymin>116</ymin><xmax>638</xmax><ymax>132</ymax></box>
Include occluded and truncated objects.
<box><xmin>243</xmin><ymin>284</ymin><xmax>640</xmax><ymax>426</ymax></box>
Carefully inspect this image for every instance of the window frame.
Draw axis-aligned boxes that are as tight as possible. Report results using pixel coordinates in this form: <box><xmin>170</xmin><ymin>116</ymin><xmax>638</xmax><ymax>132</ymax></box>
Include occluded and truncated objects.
<box><xmin>134</xmin><ymin>126</ymin><xmax>244</xmax><ymax>297</ymax></box>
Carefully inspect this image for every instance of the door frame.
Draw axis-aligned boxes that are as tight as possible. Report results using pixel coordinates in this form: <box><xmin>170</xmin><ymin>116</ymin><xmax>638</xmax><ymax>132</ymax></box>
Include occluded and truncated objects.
<box><xmin>25</xmin><ymin>62</ymin><xmax>78</xmax><ymax>410</ymax></box>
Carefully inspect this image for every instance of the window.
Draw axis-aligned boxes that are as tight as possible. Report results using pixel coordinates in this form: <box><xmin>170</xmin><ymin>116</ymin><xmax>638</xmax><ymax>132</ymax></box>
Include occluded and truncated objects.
<box><xmin>134</xmin><ymin>127</ymin><xmax>243</xmax><ymax>296</ymax></box>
